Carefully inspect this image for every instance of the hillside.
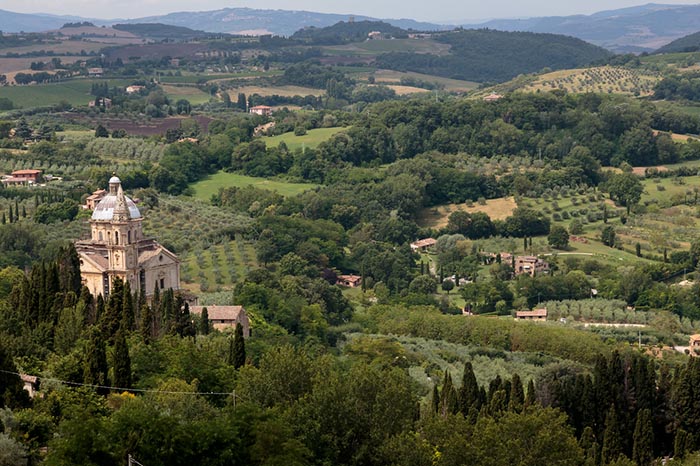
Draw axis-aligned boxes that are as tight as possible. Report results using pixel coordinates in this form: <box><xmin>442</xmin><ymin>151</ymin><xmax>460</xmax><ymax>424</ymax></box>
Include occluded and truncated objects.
<box><xmin>375</xmin><ymin>29</ymin><xmax>612</xmax><ymax>83</ymax></box>
<box><xmin>115</xmin><ymin>8</ymin><xmax>444</xmax><ymax>36</ymax></box>
<box><xmin>112</xmin><ymin>23</ymin><xmax>226</xmax><ymax>40</ymax></box>
<box><xmin>0</xmin><ymin>9</ymin><xmax>88</xmax><ymax>32</ymax></box>
<box><xmin>655</xmin><ymin>30</ymin><xmax>700</xmax><ymax>53</ymax></box>
<box><xmin>462</xmin><ymin>3</ymin><xmax>700</xmax><ymax>53</ymax></box>
<box><xmin>478</xmin><ymin>66</ymin><xmax>662</xmax><ymax>97</ymax></box>
<box><xmin>291</xmin><ymin>20</ymin><xmax>409</xmax><ymax>45</ymax></box>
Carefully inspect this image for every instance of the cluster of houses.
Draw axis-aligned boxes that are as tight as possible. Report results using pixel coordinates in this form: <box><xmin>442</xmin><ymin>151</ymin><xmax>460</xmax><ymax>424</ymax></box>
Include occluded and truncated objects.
<box><xmin>409</xmin><ymin>237</ymin><xmax>550</xmax><ymax>278</ymax></box>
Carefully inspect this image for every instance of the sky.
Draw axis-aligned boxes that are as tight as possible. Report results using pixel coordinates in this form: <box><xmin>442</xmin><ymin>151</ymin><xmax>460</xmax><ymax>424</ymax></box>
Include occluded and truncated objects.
<box><xmin>4</xmin><ymin>0</ymin><xmax>700</xmax><ymax>22</ymax></box>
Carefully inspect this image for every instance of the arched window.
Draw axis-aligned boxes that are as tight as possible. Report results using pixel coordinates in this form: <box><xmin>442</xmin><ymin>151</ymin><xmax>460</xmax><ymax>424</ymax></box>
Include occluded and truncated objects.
<box><xmin>98</xmin><ymin>231</ymin><xmax>103</xmax><ymax>241</ymax></box>
<box><xmin>115</xmin><ymin>231</ymin><xmax>119</xmax><ymax>245</ymax></box>
<box><xmin>128</xmin><ymin>230</ymin><xmax>131</xmax><ymax>244</ymax></box>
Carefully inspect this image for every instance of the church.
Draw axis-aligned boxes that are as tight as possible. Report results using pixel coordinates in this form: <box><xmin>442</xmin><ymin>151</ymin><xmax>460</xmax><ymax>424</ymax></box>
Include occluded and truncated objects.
<box><xmin>76</xmin><ymin>175</ymin><xmax>180</xmax><ymax>298</ymax></box>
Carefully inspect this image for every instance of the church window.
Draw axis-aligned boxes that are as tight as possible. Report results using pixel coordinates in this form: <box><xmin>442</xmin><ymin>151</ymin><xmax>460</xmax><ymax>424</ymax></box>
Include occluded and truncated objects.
<box><xmin>128</xmin><ymin>230</ymin><xmax>131</xmax><ymax>244</ymax></box>
<box><xmin>115</xmin><ymin>231</ymin><xmax>119</xmax><ymax>244</ymax></box>
<box><xmin>98</xmin><ymin>231</ymin><xmax>103</xmax><ymax>241</ymax></box>
<box><xmin>160</xmin><ymin>278</ymin><xmax>165</xmax><ymax>289</ymax></box>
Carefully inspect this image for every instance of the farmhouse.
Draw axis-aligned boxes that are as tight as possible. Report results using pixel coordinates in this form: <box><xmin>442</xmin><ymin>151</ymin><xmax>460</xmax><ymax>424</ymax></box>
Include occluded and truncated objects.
<box><xmin>250</xmin><ymin>105</ymin><xmax>273</xmax><ymax>116</ymax></box>
<box><xmin>126</xmin><ymin>85</ymin><xmax>145</xmax><ymax>94</ymax></box>
<box><xmin>367</xmin><ymin>31</ymin><xmax>383</xmax><ymax>40</ymax></box>
<box><xmin>190</xmin><ymin>305</ymin><xmax>251</xmax><ymax>335</ymax></box>
<box><xmin>690</xmin><ymin>334</ymin><xmax>700</xmax><ymax>353</ymax></box>
<box><xmin>75</xmin><ymin>176</ymin><xmax>180</xmax><ymax>298</ymax></box>
<box><xmin>337</xmin><ymin>274</ymin><xmax>362</xmax><ymax>288</ymax></box>
<box><xmin>410</xmin><ymin>238</ymin><xmax>437</xmax><ymax>252</ymax></box>
<box><xmin>85</xmin><ymin>189</ymin><xmax>107</xmax><ymax>210</ymax></box>
<box><xmin>88</xmin><ymin>67</ymin><xmax>104</xmax><ymax>77</ymax></box>
<box><xmin>514</xmin><ymin>255</ymin><xmax>549</xmax><ymax>277</ymax></box>
<box><xmin>515</xmin><ymin>308</ymin><xmax>548</xmax><ymax>321</ymax></box>
<box><xmin>2</xmin><ymin>169</ymin><xmax>42</xmax><ymax>186</ymax></box>
<box><xmin>89</xmin><ymin>97</ymin><xmax>112</xmax><ymax>109</ymax></box>
<box><xmin>483</xmin><ymin>93</ymin><xmax>503</xmax><ymax>102</ymax></box>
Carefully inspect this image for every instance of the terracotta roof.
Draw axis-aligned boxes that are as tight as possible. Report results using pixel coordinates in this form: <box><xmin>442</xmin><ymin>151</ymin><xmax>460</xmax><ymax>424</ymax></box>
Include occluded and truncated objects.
<box><xmin>11</xmin><ymin>169</ymin><xmax>42</xmax><ymax>175</ymax></box>
<box><xmin>20</xmin><ymin>374</ymin><xmax>37</xmax><ymax>384</ymax></box>
<box><xmin>411</xmin><ymin>238</ymin><xmax>437</xmax><ymax>248</ymax></box>
<box><xmin>250</xmin><ymin>105</ymin><xmax>272</xmax><ymax>110</ymax></box>
<box><xmin>691</xmin><ymin>334</ymin><xmax>700</xmax><ymax>341</ymax></box>
<box><xmin>190</xmin><ymin>305</ymin><xmax>246</xmax><ymax>321</ymax></box>
<box><xmin>516</xmin><ymin>308</ymin><xmax>548</xmax><ymax>318</ymax></box>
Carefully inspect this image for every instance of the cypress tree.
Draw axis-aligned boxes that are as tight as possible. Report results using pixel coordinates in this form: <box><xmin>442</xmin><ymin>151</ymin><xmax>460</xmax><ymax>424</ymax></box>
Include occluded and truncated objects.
<box><xmin>199</xmin><ymin>307</ymin><xmax>210</xmax><ymax>335</ymax></box>
<box><xmin>602</xmin><ymin>405</ymin><xmax>623</xmax><ymax>465</ymax></box>
<box><xmin>674</xmin><ymin>429</ymin><xmax>689</xmax><ymax>460</ymax></box>
<box><xmin>102</xmin><ymin>277</ymin><xmax>124</xmax><ymax>338</ymax></box>
<box><xmin>525</xmin><ymin>379</ymin><xmax>537</xmax><ymax>407</ymax></box>
<box><xmin>431</xmin><ymin>383</ymin><xmax>440</xmax><ymax>414</ymax></box>
<box><xmin>121</xmin><ymin>280</ymin><xmax>134</xmax><ymax>331</ymax></box>
<box><xmin>458</xmin><ymin>361</ymin><xmax>480</xmax><ymax>415</ymax></box>
<box><xmin>508</xmin><ymin>373</ymin><xmax>525</xmax><ymax>413</ymax></box>
<box><xmin>83</xmin><ymin>328</ymin><xmax>109</xmax><ymax>395</ymax></box>
<box><xmin>95</xmin><ymin>294</ymin><xmax>105</xmax><ymax>324</ymax></box>
<box><xmin>232</xmin><ymin>322</ymin><xmax>246</xmax><ymax>369</ymax></box>
<box><xmin>632</xmin><ymin>409</ymin><xmax>653</xmax><ymax>466</ymax></box>
<box><xmin>112</xmin><ymin>330</ymin><xmax>132</xmax><ymax>389</ymax></box>
<box><xmin>139</xmin><ymin>304</ymin><xmax>153</xmax><ymax>343</ymax></box>
<box><xmin>8</xmin><ymin>205</ymin><xmax>12</xmax><ymax>223</ymax></box>
<box><xmin>1</xmin><ymin>213</ymin><xmax>5</xmax><ymax>224</ymax></box>
<box><xmin>21</xmin><ymin>206</ymin><xmax>26</xmax><ymax>218</ymax></box>
<box><xmin>579</xmin><ymin>426</ymin><xmax>600</xmax><ymax>466</ymax></box>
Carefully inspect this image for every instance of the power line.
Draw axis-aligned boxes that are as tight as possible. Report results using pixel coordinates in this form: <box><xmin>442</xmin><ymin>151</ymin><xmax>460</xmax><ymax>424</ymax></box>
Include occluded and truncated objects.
<box><xmin>0</xmin><ymin>369</ymin><xmax>235</xmax><ymax>397</ymax></box>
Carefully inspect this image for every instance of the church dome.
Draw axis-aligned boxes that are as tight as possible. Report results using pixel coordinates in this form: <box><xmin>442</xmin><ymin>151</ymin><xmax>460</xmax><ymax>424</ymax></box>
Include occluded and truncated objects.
<box><xmin>91</xmin><ymin>176</ymin><xmax>142</xmax><ymax>220</ymax></box>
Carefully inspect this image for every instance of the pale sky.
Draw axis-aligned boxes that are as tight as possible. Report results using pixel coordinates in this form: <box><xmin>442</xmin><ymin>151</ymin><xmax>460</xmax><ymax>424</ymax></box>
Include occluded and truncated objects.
<box><xmin>4</xmin><ymin>0</ymin><xmax>700</xmax><ymax>23</ymax></box>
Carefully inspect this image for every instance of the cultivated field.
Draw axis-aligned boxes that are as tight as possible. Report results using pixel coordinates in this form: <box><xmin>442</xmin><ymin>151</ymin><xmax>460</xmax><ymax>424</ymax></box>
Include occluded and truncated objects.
<box><xmin>370</xmin><ymin>69</ymin><xmax>478</xmax><ymax>92</ymax></box>
<box><xmin>521</xmin><ymin>66</ymin><xmax>661</xmax><ymax>96</ymax></box>
<box><xmin>417</xmin><ymin>196</ymin><xmax>518</xmax><ymax>229</ymax></box>
<box><xmin>226</xmin><ymin>85</ymin><xmax>324</xmax><ymax>98</ymax></box>
<box><xmin>262</xmin><ymin>126</ymin><xmax>349</xmax><ymax>150</ymax></box>
<box><xmin>160</xmin><ymin>84</ymin><xmax>212</xmax><ymax>105</ymax></box>
<box><xmin>0</xmin><ymin>78</ymin><xmax>131</xmax><ymax>108</ymax></box>
<box><xmin>190</xmin><ymin>171</ymin><xmax>318</xmax><ymax>201</ymax></box>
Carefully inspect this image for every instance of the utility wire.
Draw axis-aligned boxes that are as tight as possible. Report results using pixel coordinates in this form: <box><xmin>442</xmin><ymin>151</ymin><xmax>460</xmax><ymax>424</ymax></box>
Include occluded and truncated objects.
<box><xmin>0</xmin><ymin>369</ymin><xmax>236</xmax><ymax>396</ymax></box>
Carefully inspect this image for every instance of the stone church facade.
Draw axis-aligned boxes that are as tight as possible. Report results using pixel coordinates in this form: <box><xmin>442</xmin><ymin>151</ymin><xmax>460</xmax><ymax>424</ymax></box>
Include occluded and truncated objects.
<box><xmin>76</xmin><ymin>176</ymin><xmax>180</xmax><ymax>298</ymax></box>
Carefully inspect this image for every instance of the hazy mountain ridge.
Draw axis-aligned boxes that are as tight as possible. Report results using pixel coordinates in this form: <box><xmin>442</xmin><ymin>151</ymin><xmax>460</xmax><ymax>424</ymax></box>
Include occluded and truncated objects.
<box><xmin>463</xmin><ymin>3</ymin><xmax>700</xmax><ymax>52</ymax></box>
<box><xmin>3</xmin><ymin>4</ymin><xmax>700</xmax><ymax>52</ymax></box>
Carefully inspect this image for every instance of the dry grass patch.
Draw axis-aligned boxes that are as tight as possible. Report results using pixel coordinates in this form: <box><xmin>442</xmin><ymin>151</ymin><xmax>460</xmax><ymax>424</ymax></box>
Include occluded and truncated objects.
<box><xmin>417</xmin><ymin>196</ymin><xmax>518</xmax><ymax>229</ymax></box>
<box><xmin>386</xmin><ymin>85</ymin><xmax>429</xmax><ymax>95</ymax></box>
<box><xmin>227</xmin><ymin>85</ymin><xmax>324</xmax><ymax>97</ymax></box>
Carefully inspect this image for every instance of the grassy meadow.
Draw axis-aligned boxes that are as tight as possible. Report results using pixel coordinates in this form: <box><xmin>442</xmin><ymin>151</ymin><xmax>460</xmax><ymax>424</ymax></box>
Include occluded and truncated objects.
<box><xmin>263</xmin><ymin>126</ymin><xmax>349</xmax><ymax>151</ymax></box>
<box><xmin>0</xmin><ymin>78</ymin><xmax>132</xmax><ymax>108</ymax></box>
<box><xmin>190</xmin><ymin>171</ymin><xmax>318</xmax><ymax>201</ymax></box>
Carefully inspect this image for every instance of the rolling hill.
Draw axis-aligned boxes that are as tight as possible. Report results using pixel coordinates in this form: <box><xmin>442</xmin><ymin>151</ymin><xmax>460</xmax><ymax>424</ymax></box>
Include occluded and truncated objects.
<box><xmin>462</xmin><ymin>3</ymin><xmax>700</xmax><ymax>53</ymax></box>
<box><xmin>374</xmin><ymin>29</ymin><xmax>612</xmax><ymax>83</ymax></box>
<box><xmin>655</xmin><ymin>30</ymin><xmax>700</xmax><ymax>53</ymax></box>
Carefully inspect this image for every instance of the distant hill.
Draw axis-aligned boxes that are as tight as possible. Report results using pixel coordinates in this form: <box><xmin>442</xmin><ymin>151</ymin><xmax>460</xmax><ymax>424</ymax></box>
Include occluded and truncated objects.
<box><xmin>0</xmin><ymin>9</ymin><xmax>89</xmax><ymax>32</ymax></box>
<box><xmin>462</xmin><ymin>3</ymin><xmax>700</xmax><ymax>53</ymax></box>
<box><xmin>375</xmin><ymin>29</ymin><xmax>612</xmax><ymax>83</ymax></box>
<box><xmin>655</xmin><ymin>30</ymin><xmax>700</xmax><ymax>53</ymax></box>
<box><xmin>291</xmin><ymin>21</ymin><xmax>409</xmax><ymax>45</ymax></box>
<box><xmin>113</xmin><ymin>23</ymin><xmax>227</xmax><ymax>40</ymax></box>
<box><xmin>114</xmin><ymin>8</ymin><xmax>445</xmax><ymax>36</ymax></box>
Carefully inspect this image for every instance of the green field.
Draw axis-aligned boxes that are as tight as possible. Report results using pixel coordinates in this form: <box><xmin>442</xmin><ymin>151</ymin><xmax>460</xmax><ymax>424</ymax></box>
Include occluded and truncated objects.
<box><xmin>161</xmin><ymin>84</ymin><xmax>212</xmax><ymax>105</ymax></box>
<box><xmin>157</xmin><ymin>70</ymin><xmax>282</xmax><ymax>84</ymax></box>
<box><xmin>0</xmin><ymin>78</ymin><xmax>131</xmax><ymax>108</ymax></box>
<box><xmin>641</xmin><ymin>175</ymin><xmax>700</xmax><ymax>204</ymax></box>
<box><xmin>191</xmin><ymin>171</ymin><xmax>318</xmax><ymax>200</ymax></box>
<box><xmin>262</xmin><ymin>126</ymin><xmax>349</xmax><ymax>151</ymax></box>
